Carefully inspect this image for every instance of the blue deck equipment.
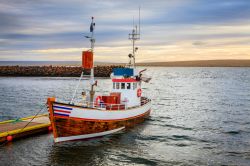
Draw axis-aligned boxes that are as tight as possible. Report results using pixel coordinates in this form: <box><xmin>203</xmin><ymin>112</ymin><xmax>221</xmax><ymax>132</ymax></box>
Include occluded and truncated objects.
<box><xmin>113</xmin><ymin>68</ymin><xmax>134</xmax><ymax>76</ymax></box>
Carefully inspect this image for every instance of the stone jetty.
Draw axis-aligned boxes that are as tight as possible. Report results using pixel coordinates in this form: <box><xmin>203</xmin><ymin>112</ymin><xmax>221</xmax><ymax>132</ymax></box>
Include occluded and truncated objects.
<box><xmin>0</xmin><ymin>65</ymin><xmax>124</xmax><ymax>77</ymax></box>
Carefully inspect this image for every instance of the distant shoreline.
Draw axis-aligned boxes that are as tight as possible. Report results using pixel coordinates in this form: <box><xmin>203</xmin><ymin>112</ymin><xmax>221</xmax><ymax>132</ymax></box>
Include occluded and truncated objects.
<box><xmin>137</xmin><ymin>60</ymin><xmax>250</xmax><ymax>67</ymax></box>
<box><xmin>0</xmin><ymin>60</ymin><xmax>250</xmax><ymax>67</ymax></box>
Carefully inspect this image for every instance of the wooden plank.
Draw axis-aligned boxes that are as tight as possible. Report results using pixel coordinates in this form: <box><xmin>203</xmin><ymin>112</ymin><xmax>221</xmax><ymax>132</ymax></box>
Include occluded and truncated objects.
<box><xmin>0</xmin><ymin>121</ymin><xmax>43</xmax><ymax>133</ymax></box>
<box><xmin>0</xmin><ymin>114</ymin><xmax>51</xmax><ymax>143</ymax></box>
<box><xmin>0</xmin><ymin>114</ymin><xmax>48</xmax><ymax>124</ymax></box>
<box><xmin>53</xmin><ymin>110</ymin><xmax>150</xmax><ymax>138</ymax></box>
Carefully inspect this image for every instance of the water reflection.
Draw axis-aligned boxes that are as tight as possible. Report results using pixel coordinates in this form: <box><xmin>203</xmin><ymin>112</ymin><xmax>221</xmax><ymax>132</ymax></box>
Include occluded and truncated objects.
<box><xmin>48</xmin><ymin>124</ymin><xmax>149</xmax><ymax>166</ymax></box>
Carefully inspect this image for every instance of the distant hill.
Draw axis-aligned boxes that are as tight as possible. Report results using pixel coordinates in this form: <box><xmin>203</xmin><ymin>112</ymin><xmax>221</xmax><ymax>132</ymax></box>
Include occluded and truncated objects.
<box><xmin>136</xmin><ymin>60</ymin><xmax>250</xmax><ymax>67</ymax></box>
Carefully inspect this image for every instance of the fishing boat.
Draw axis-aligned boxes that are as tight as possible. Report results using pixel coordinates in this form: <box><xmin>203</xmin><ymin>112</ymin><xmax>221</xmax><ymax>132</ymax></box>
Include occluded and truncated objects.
<box><xmin>47</xmin><ymin>14</ymin><xmax>152</xmax><ymax>143</ymax></box>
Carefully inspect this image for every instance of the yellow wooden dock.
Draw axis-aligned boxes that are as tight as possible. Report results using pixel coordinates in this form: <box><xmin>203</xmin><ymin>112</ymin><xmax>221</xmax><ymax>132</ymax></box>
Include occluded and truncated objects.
<box><xmin>0</xmin><ymin>114</ymin><xmax>51</xmax><ymax>143</ymax></box>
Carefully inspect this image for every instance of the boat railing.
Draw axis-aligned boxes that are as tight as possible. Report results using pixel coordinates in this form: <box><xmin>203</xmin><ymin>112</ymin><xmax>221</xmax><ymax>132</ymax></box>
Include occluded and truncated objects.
<box><xmin>79</xmin><ymin>101</ymin><xmax>128</xmax><ymax>111</ymax></box>
<box><xmin>103</xmin><ymin>97</ymin><xmax>150</xmax><ymax>110</ymax></box>
<box><xmin>101</xmin><ymin>103</ymin><xmax>127</xmax><ymax>111</ymax></box>
<box><xmin>80</xmin><ymin>97</ymin><xmax>150</xmax><ymax>111</ymax></box>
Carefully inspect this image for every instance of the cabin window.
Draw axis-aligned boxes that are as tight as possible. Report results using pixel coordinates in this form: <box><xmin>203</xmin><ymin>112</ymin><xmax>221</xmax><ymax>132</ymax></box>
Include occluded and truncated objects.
<box><xmin>127</xmin><ymin>83</ymin><xmax>131</xmax><ymax>89</ymax></box>
<box><xmin>121</xmin><ymin>83</ymin><xmax>125</xmax><ymax>89</ymax></box>
<box><xmin>113</xmin><ymin>82</ymin><xmax>115</xmax><ymax>89</ymax></box>
<box><xmin>116</xmin><ymin>83</ymin><xmax>120</xmax><ymax>89</ymax></box>
<box><xmin>133</xmin><ymin>83</ymin><xmax>137</xmax><ymax>90</ymax></box>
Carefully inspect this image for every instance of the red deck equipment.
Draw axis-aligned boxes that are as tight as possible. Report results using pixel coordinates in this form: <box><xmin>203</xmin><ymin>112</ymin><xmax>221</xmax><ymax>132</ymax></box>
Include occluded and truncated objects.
<box><xmin>110</xmin><ymin>92</ymin><xmax>121</xmax><ymax>104</ymax></box>
<box><xmin>82</xmin><ymin>51</ymin><xmax>93</xmax><ymax>69</ymax></box>
<box><xmin>101</xmin><ymin>96</ymin><xmax>118</xmax><ymax>104</ymax></box>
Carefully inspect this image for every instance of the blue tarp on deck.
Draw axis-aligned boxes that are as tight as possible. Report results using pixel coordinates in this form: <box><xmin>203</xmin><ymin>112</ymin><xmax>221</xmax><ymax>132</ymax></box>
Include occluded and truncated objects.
<box><xmin>113</xmin><ymin>68</ymin><xmax>134</xmax><ymax>76</ymax></box>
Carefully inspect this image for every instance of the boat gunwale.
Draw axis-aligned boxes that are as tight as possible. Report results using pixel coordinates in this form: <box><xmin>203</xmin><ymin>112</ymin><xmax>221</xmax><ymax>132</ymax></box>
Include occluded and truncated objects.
<box><xmin>53</xmin><ymin>109</ymin><xmax>151</xmax><ymax>122</ymax></box>
<box><xmin>52</xmin><ymin>97</ymin><xmax>151</xmax><ymax>112</ymax></box>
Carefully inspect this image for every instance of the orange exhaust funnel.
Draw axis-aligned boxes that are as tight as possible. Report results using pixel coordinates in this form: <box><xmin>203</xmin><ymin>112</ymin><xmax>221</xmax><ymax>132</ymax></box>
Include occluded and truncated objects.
<box><xmin>82</xmin><ymin>51</ymin><xmax>93</xmax><ymax>69</ymax></box>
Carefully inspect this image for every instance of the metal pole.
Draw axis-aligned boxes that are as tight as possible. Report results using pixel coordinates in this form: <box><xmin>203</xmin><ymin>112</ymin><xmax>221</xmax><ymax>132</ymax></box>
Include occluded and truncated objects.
<box><xmin>133</xmin><ymin>30</ymin><xmax>135</xmax><ymax>67</ymax></box>
<box><xmin>90</xmin><ymin>17</ymin><xmax>95</xmax><ymax>107</ymax></box>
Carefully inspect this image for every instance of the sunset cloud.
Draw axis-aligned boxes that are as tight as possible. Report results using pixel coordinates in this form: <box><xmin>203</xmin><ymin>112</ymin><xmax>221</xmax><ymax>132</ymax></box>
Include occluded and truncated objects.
<box><xmin>0</xmin><ymin>0</ymin><xmax>249</xmax><ymax>62</ymax></box>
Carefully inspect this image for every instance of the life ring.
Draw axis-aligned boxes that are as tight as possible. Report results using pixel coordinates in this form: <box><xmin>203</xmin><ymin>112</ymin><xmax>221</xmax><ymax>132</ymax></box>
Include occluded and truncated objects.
<box><xmin>95</xmin><ymin>96</ymin><xmax>102</xmax><ymax>105</ymax></box>
<box><xmin>137</xmin><ymin>88</ymin><xmax>142</xmax><ymax>97</ymax></box>
<box><xmin>95</xmin><ymin>96</ymin><xmax>105</xmax><ymax>107</ymax></box>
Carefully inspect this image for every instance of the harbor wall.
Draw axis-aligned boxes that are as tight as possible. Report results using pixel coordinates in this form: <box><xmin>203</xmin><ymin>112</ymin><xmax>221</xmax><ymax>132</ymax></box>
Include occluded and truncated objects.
<box><xmin>0</xmin><ymin>65</ymin><xmax>123</xmax><ymax>77</ymax></box>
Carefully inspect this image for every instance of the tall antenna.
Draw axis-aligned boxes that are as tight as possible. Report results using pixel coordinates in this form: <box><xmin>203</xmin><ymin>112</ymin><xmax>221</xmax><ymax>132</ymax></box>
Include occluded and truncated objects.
<box><xmin>89</xmin><ymin>17</ymin><xmax>96</xmax><ymax>107</ymax></box>
<box><xmin>90</xmin><ymin>16</ymin><xmax>95</xmax><ymax>51</ymax></box>
<box><xmin>128</xmin><ymin>7</ymin><xmax>141</xmax><ymax>68</ymax></box>
<box><xmin>139</xmin><ymin>6</ymin><xmax>140</xmax><ymax>38</ymax></box>
<box><xmin>133</xmin><ymin>16</ymin><xmax>134</xmax><ymax>30</ymax></box>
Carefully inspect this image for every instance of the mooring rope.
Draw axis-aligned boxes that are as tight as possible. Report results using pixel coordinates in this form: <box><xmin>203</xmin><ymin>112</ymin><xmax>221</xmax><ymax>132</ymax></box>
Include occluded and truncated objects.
<box><xmin>70</xmin><ymin>71</ymin><xmax>84</xmax><ymax>104</ymax></box>
<box><xmin>18</xmin><ymin>104</ymin><xmax>47</xmax><ymax>133</ymax></box>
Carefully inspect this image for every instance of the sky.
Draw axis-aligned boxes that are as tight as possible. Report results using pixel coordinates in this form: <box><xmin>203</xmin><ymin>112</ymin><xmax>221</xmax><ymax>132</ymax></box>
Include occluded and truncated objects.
<box><xmin>0</xmin><ymin>0</ymin><xmax>250</xmax><ymax>62</ymax></box>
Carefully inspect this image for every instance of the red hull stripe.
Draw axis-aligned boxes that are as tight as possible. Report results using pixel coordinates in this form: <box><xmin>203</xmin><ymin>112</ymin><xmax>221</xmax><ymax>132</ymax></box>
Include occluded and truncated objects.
<box><xmin>112</xmin><ymin>78</ymin><xmax>138</xmax><ymax>82</ymax></box>
<box><xmin>54</xmin><ymin>109</ymin><xmax>151</xmax><ymax>122</ymax></box>
<box><xmin>54</xmin><ymin>109</ymin><xmax>71</xmax><ymax>113</ymax></box>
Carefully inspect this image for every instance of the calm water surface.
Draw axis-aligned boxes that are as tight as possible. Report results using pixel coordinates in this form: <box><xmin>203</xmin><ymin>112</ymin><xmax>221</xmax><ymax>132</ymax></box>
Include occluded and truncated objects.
<box><xmin>0</xmin><ymin>67</ymin><xmax>250</xmax><ymax>166</ymax></box>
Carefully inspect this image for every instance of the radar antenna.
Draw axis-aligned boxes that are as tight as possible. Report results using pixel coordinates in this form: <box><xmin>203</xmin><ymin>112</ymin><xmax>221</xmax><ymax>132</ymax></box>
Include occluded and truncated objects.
<box><xmin>128</xmin><ymin>7</ymin><xmax>141</xmax><ymax>68</ymax></box>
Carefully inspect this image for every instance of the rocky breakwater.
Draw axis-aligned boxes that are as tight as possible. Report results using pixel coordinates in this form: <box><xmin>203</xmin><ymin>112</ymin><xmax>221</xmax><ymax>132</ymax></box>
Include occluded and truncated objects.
<box><xmin>0</xmin><ymin>65</ymin><xmax>124</xmax><ymax>77</ymax></box>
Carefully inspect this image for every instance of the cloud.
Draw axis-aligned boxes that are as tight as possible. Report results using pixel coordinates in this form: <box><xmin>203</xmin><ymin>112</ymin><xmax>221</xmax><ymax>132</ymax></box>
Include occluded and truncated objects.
<box><xmin>0</xmin><ymin>0</ymin><xmax>249</xmax><ymax>62</ymax></box>
<box><xmin>146</xmin><ymin>0</ymin><xmax>250</xmax><ymax>25</ymax></box>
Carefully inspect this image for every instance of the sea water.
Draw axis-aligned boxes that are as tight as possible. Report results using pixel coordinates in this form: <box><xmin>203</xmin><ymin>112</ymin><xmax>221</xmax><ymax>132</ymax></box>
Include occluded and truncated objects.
<box><xmin>0</xmin><ymin>67</ymin><xmax>250</xmax><ymax>165</ymax></box>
